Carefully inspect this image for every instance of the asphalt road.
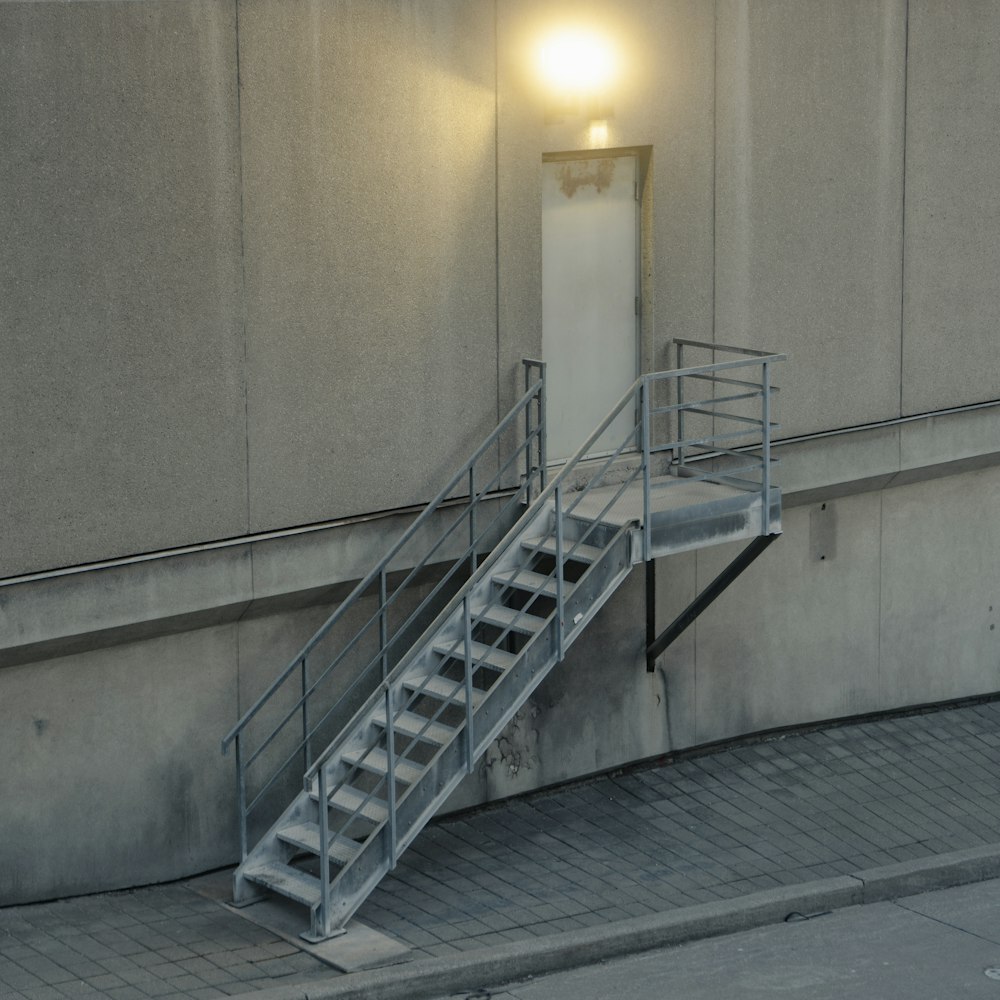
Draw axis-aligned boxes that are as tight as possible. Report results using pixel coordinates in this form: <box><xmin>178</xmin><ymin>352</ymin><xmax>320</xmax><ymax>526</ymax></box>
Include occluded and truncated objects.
<box><xmin>439</xmin><ymin>877</ymin><xmax>1000</xmax><ymax>1000</ymax></box>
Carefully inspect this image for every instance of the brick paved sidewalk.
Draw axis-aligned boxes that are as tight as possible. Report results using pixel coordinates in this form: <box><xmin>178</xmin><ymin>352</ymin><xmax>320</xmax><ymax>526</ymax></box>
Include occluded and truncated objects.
<box><xmin>0</xmin><ymin>883</ymin><xmax>333</xmax><ymax>1000</ymax></box>
<box><xmin>3</xmin><ymin>699</ymin><xmax>1000</xmax><ymax>1000</ymax></box>
<box><xmin>356</xmin><ymin>699</ymin><xmax>1000</xmax><ymax>957</ymax></box>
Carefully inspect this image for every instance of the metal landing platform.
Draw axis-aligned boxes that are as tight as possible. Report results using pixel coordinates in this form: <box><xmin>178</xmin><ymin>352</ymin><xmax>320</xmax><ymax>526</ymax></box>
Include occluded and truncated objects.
<box><xmin>567</xmin><ymin>474</ymin><xmax>781</xmax><ymax>562</ymax></box>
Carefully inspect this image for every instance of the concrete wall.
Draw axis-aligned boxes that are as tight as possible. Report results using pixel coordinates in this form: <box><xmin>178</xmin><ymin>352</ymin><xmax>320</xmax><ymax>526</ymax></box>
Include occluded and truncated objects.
<box><xmin>239</xmin><ymin>0</ymin><xmax>501</xmax><ymax>531</ymax></box>
<box><xmin>0</xmin><ymin>1</ymin><xmax>247</xmax><ymax>578</ymax></box>
<box><xmin>3</xmin><ymin>0</ymin><xmax>1000</xmax><ymax>903</ymax></box>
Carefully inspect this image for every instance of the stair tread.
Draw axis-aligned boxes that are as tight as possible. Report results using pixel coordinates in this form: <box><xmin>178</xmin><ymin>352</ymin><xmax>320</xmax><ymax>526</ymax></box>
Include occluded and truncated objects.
<box><xmin>522</xmin><ymin>536</ymin><xmax>603</xmax><ymax>563</ymax></box>
<box><xmin>373</xmin><ymin>707</ymin><xmax>455</xmax><ymax>745</ymax></box>
<box><xmin>403</xmin><ymin>673</ymin><xmax>485</xmax><ymax>706</ymax></box>
<box><xmin>492</xmin><ymin>569</ymin><xmax>560</xmax><ymax>597</ymax></box>
<box><xmin>325</xmin><ymin>784</ymin><xmax>388</xmax><ymax>824</ymax></box>
<box><xmin>277</xmin><ymin>822</ymin><xmax>362</xmax><ymax>866</ymax></box>
<box><xmin>243</xmin><ymin>861</ymin><xmax>320</xmax><ymax>907</ymax></box>
<box><xmin>472</xmin><ymin>603</ymin><xmax>547</xmax><ymax>634</ymax></box>
<box><xmin>432</xmin><ymin>638</ymin><xmax>516</xmax><ymax>671</ymax></box>
<box><xmin>342</xmin><ymin>747</ymin><xmax>424</xmax><ymax>784</ymax></box>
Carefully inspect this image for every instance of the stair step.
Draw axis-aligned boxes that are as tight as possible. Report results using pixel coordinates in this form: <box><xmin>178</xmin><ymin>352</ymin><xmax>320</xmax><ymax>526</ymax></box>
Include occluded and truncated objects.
<box><xmin>317</xmin><ymin>783</ymin><xmax>389</xmax><ymax>824</ymax></box>
<box><xmin>432</xmin><ymin>638</ymin><xmax>516</xmax><ymax>671</ymax></box>
<box><xmin>277</xmin><ymin>822</ymin><xmax>362</xmax><ymax>866</ymax></box>
<box><xmin>404</xmin><ymin>673</ymin><xmax>486</xmax><ymax>707</ymax></box>
<box><xmin>243</xmin><ymin>861</ymin><xmax>320</xmax><ymax>907</ymax></box>
<box><xmin>492</xmin><ymin>569</ymin><xmax>560</xmax><ymax>598</ymax></box>
<box><xmin>373</xmin><ymin>708</ymin><xmax>455</xmax><ymax>745</ymax></box>
<box><xmin>472</xmin><ymin>604</ymin><xmax>547</xmax><ymax>635</ymax></box>
<box><xmin>522</xmin><ymin>536</ymin><xmax>603</xmax><ymax>563</ymax></box>
<box><xmin>342</xmin><ymin>747</ymin><xmax>424</xmax><ymax>785</ymax></box>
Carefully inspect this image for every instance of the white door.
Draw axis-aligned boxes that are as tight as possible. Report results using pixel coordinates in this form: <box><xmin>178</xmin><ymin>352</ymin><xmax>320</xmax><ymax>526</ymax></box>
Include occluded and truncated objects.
<box><xmin>542</xmin><ymin>153</ymin><xmax>639</xmax><ymax>464</ymax></box>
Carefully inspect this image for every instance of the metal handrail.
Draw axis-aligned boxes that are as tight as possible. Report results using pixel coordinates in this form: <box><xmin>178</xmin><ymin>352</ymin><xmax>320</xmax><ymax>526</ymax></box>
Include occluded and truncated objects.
<box><xmin>223</xmin><ymin>359</ymin><xmax>546</xmax><ymax>856</ymax></box>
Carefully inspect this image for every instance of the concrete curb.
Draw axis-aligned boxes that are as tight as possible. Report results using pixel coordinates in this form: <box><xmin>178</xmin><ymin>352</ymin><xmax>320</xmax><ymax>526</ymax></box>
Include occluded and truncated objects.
<box><xmin>232</xmin><ymin>844</ymin><xmax>1000</xmax><ymax>1000</ymax></box>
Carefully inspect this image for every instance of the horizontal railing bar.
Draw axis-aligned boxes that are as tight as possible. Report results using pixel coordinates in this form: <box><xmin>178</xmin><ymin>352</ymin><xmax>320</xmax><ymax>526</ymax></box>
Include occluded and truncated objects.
<box><xmin>667</xmin><ymin>462</ymin><xmax>764</xmax><ymax>485</ymax></box>
<box><xmin>222</xmin><ymin>378</ymin><xmax>543</xmax><ymax>750</ymax></box>
<box><xmin>706</xmin><ymin>472</ymin><xmax>770</xmax><ymax>492</ymax></box>
<box><xmin>674</xmin><ymin>338</ymin><xmax>786</xmax><ymax>359</ymax></box>
<box><xmin>645</xmin><ymin>354</ymin><xmax>786</xmax><ymax>383</ymax></box>
<box><xmin>681</xmin><ymin>407</ymin><xmax>765</xmax><ymax>427</ymax></box>
<box><xmin>663</xmin><ymin>426</ymin><xmax>760</xmax><ymax>452</ymax></box>
<box><xmin>678</xmin><ymin>442</ymin><xmax>766</xmax><ymax>462</ymax></box>
<box><xmin>650</xmin><ymin>388</ymin><xmax>764</xmax><ymax>415</ymax></box>
<box><xmin>684</xmin><ymin>371</ymin><xmax>782</xmax><ymax>392</ymax></box>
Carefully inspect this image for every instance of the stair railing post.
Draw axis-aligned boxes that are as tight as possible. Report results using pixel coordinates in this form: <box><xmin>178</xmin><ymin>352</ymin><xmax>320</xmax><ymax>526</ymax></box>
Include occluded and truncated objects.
<box><xmin>641</xmin><ymin>379</ymin><xmax>652</xmax><ymax>563</ymax></box>
<box><xmin>379</xmin><ymin>569</ymin><xmax>388</xmax><ymax>681</ymax></box>
<box><xmin>538</xmin><ymin>362</ymin><xmax>547</xmax><ymax>491</ymax></box>
<box><xmin>554</xmin><ymin>484</ymin><xmax>564</xmax><ymax>660</ymax></box>
<box><xmin>235</xmin><ymin>735</ymin><xmax>248</xmax><ymax>861</ymax></box>
<box><xmin>463</xmin><ymin>594</ymin><xmax>475</xmax><ymax>773</ymax></box>
<box><xmin>300</xmin><ymin>657</ymin><xmax>311</xmax><ymax>771</ymax></box>
<box><xmin>761</xmin><ymin>360</ymin><xmax>772</xmax><ymax>536</ymax></box>
<box><xmin>317</xmin><ymin>764</ymin><xmax>331</xmax><ymax>937</ymax></box>
<box><xmin>676</xmin><ymin>343</ymin><xmax>685</xmax><ymax>468</ymax></box>
<box><xmin>524</xmin><ymin>362</ymin><xmax>534</xmax><ymax>505</ymax></box>
<box><xmin>468</xmin><ymin>466</ymin><xmax>477</xmax><ymax>576</ymax></box>
<box><xmin>384</xmin><ymin>683</ymin><xmax>398</xmax><ymax>868</ymax></box>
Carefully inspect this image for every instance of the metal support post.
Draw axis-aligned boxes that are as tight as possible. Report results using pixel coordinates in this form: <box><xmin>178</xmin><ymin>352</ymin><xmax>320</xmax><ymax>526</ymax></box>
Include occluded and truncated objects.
<box><xmin>301</xmin><ymin>657</ymin><xmax>311</xmax><ymax>770</ymax></box>
<box><xmin>463</xmin><ymin>595</ymin><xmax>475</xmax><ymax>772</ymax></box>
<box><xmin>379</xmin><ymin>569</ymin><xmax>388</xmax><ymax>681</ymax></box>
<box><xmin>235</xmin><ymin>736</ymin><xmax>247</xmax><ymax>861</ymax></box>
<box><xmin>384</xmin><ymin>683</ymin><xmax>397</xmax><ymax>868</ymax></box>
<box><xmin>676</xmin><ymin>344</ymin><xmax>685</xmax><ymax>467</ymax></box>
<box><xmin>646</xmin><ymin>534</ymin><xmax>778</xmax><ymax>670</ymax></box>
<box><xmin>538</xmin><ymin>363</ymin><xmax>547</xmax><ymax>490</ymax></box>
<box><xmin>554</xmin><ymin>484</ymin><xmax>565</xmax><ymax>660</ymax></box>
<box><xmin>469</xmin><ymin>467</ymin><xmax>476</xmax><ymax>575</ymax></box>
<box><xmin>641</xmin><ymin>379</ymin><xmax>652</xmax><ymax>562</ymax></box>
<box><xmin>317</xmin><ymin>765</ymin><xmax>331</xmax><ymax>936</ymax></box>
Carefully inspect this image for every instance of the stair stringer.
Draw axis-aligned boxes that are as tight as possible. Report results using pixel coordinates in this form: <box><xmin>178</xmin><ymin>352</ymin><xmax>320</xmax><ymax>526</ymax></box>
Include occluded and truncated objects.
<box><xmin>320</xmin><ymin>519</ymin><xmax>635</xmax><ymax>930</ymax></box>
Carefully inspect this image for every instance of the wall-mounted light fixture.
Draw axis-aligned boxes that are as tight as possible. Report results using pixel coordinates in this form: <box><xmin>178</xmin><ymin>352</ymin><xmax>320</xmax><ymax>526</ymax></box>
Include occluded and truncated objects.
<box><xmin>536</xmin><ymin>26</ymin><xmax>617</xmax><ymax>125</ymax></box>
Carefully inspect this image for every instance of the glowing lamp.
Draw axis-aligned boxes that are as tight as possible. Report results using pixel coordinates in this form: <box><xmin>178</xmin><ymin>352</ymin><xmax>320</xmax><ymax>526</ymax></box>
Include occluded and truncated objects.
<box><xmin>536</xmin><ymin>27</ymin><xmax>616</xmax><ymax>122</ymax></box>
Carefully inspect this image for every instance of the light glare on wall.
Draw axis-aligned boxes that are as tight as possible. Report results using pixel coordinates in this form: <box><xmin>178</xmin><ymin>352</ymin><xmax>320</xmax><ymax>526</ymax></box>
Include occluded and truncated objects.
<box><xmin>536</xmin><ymin>27</ymin><xmax>616</xmax><ymax>122</ymax></box>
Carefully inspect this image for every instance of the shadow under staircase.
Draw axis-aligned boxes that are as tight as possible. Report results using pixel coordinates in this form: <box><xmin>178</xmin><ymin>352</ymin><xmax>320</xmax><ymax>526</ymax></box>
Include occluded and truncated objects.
<box><xmin>222</xmin><ymin>340</ymin><xmax>785</xmax><ymax>941</ymax></box>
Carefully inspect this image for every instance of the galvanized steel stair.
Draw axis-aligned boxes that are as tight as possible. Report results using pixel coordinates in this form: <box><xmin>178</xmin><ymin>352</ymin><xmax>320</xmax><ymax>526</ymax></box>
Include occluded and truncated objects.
<box><xmin>224</xmin><ymin>343</ymin><xmax>784</xmax><ymax>942</ymax></box>
<box><xmin>233</xmin><ymin>497</ymin><xmax>633</xmax><ymax>940</ymax></box>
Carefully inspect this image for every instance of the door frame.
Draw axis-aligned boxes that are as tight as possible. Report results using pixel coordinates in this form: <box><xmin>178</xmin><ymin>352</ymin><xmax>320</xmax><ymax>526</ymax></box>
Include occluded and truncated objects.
<box><xmin>541</xmin><ymin>145</ymin><xmax>651</xmax><ymax>464</ymax></box>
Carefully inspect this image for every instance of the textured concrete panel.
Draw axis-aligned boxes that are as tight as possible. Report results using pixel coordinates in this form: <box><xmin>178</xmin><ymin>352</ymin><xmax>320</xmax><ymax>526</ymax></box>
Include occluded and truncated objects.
<box><xmin>240</xmin><ymin>0</ymin><xmax>498</xmax><ymax>532</ymax></box>
<box><xmin>0</xmin><ymin>626</ymin><xmax>238</xmax><ymax>905</ymax></box>
<box><xmin>902</xmin><ymin>2</ymin><xmax>1000</xmax><ymax>414</ymax></box>
<box><xmin>693</xmin><ymin>494</ymin><xmax>882</xmax><ymax>744</ymax></box>
<box><xmin>880</xmin><ymin>466</ymin><xmax>1000</xmax><ymax>706</ymax></box>
<box><xmin>715</xmin><ymin>0</ymin><xmax>906</xmax><ymax>436</ymax></box>
<box><xmin>0</xmin><ymin>1</ymin><xmax>247</xmax><ymax>578</ymax></box>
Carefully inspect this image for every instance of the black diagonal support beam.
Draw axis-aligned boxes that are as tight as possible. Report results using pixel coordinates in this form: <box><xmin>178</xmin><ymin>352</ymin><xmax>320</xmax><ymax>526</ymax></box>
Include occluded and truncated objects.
<box><xmin>646</xmin><ymin>533</ymin><xmax>780</xmax><ymax>672</ymax></box>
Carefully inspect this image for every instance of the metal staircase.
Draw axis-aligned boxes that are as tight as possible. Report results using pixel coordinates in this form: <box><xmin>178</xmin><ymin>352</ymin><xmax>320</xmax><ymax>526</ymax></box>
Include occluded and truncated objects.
<box><xmin>222</xmin><ymin>341</ymin><xmax>784</xmax><ymax>941</ymax></box>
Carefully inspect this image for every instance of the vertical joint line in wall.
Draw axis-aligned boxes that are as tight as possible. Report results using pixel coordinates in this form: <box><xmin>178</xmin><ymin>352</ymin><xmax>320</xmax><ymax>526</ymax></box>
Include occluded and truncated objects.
<box><xmin>234</xmin><ymin>0</ymin><xmax>252</xmax><ymax>536</ymax></box>
<box><xmin>493</xmin><ymin>0</ymin><xmax>501</xmax><ymax>428</ymax></box>
<box><xmin>898</xmin><ymin>0</ymin><xmax>909</xmax><ymax>419</ymax></box>
<box><xmin>233</xmin><ymin>0</ymin><xmax>249</xmax><ymax>720</ymax></box>
<box><xmin>711</xmin><ymin>1</ymin><xmax>718</xmax><ymax>349</ymax></box>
